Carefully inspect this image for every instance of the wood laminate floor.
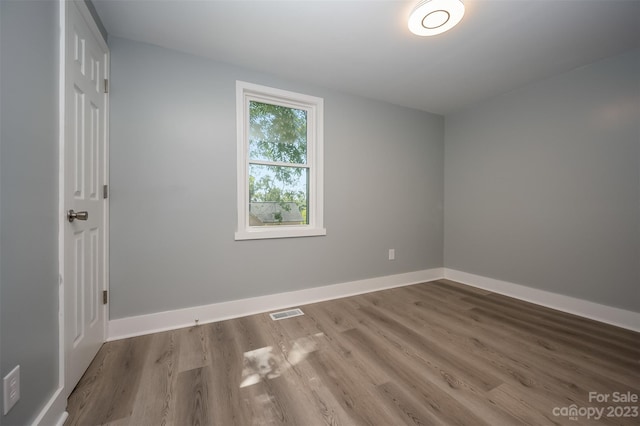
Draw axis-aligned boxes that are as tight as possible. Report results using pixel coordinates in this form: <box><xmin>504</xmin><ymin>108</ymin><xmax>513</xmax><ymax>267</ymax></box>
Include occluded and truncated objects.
<box><xmin>66</xmin><ymin>280</ymin><xmax>640</xmax><ymax>426</ymax></box>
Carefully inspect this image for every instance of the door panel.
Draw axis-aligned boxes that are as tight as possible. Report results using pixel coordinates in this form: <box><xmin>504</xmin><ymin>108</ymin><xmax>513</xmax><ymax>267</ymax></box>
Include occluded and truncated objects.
<box><xmin>64</xmin><ymin>0</ymin><xmax>109</xmax><ymax>396</ymax></box>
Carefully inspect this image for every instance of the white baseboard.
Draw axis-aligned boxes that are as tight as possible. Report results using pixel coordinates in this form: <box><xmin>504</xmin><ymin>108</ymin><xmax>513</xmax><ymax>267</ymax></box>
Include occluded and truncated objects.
<box><xmin>444</xmin><ymin>269</ymin><xmax>640</xmax><ymax>332</ymax></box>
<box><xmin>107</xmin><ymin>268</ymin><xmax>445</xmax><ymax>341</ymax></box>
<box><xmin>31</xmin><ymin>386</ymin><xmax>68</xmax><ymax>426</ymax></box>
<box><xmin>107</xmin><ymin>267</ymin><xmax>639</xmax><ymax>341</ymax></box>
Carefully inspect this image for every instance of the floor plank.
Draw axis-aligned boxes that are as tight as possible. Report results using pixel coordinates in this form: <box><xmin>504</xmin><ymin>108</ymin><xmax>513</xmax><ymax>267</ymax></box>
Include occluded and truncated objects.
<box><xmin>66</xmin><ymin>335</ymin><xmax>152</xmax><ymax>425</ymax></box>
<box><xmin>66</xmin><ymin>280</ymin><xmax>640</xmax><ymax>426</ymax></box>
<box><xmin>176</xmin><ymin>367</ymin><xmax>212</xmax><ymax>426</ymax></box>
<box><xmin>126</xmin><ymin>330</ymin><xmax>179</xmax><ymax>426</ymax></box>
<box><xmin>178</xmin><ymin>325</ymin><xmax>210</xmax><ymax>373</ymax></box>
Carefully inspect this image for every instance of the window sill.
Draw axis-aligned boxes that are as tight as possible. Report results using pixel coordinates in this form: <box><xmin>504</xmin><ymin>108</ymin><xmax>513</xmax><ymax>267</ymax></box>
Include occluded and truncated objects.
<box><xmin>235</xmin><ymin>227</ymin><xmax>327</xmax><ymax>241</ymax></box>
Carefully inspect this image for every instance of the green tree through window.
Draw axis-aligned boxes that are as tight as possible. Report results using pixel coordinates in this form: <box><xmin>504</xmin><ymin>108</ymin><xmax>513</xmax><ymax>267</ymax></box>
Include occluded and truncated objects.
<box><xmin>248</xmin><ymin>101</ymin><xmax>309</xmax><ymax>224</ymax></box>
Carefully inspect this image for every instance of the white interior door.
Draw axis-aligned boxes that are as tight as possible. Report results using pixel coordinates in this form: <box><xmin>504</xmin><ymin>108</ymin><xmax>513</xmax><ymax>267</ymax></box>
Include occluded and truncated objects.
<box><xmin>63</xmin><ymin>0</ymin><xmax>109</xmax><ymax>396</ymax></box>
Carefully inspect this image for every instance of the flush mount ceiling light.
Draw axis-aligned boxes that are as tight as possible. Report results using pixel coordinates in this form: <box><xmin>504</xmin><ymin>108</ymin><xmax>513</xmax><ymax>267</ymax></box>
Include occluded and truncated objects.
<box><xmin>408</xmin><ymin>0</ymin><xmax>465</xmax><ymax>36</ymax></box>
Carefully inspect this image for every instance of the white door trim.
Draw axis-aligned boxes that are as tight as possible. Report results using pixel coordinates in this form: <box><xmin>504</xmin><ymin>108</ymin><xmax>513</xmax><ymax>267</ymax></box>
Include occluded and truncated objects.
<box><xmin>35</xmin><ymin>0</ymin><xmax>74</xmax><ymax>423</ymax></box>
<box><xmin>54</xmin><ymin>0</ymin><xmax>67</xmax><ymax>419</ymax></box>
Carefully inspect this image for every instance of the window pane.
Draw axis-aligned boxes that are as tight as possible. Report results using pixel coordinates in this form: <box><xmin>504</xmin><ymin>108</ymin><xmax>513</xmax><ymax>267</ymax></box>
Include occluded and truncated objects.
<box><xmin>249</xmin><ymin>164</ymin><xmax>308</xmax><ymax>226</ymax></box>
<box><xmin>249</xmin><ymin>101</ymin><xmax>307</xmax><ymax>164</ymax></box>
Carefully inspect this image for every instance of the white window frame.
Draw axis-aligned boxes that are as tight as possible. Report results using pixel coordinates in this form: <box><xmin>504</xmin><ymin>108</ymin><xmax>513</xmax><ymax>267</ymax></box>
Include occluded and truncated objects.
<box><xmin>235</xmin><ymin>81</ymin><xmax>326</xmax><ymax>240</ymax></box>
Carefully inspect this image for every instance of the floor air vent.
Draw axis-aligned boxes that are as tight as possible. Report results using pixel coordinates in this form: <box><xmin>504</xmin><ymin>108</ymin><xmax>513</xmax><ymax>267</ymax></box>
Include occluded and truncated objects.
<box><xmin>269</xmin><ymin>308</ymin><xmax>304</xmax><ymax>321</ymax></box>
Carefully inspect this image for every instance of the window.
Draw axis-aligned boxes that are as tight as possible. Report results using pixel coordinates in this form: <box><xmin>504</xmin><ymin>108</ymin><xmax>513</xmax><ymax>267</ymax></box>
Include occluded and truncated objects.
<box><xmin>235</xmin><ymin>81</ymin><xmax>325</xmax><ymax>240</ymax></box>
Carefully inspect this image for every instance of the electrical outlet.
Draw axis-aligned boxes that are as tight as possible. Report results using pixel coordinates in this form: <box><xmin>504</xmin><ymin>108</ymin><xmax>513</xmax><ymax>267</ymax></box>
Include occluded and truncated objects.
<box><xmin>388</xmin><ymin>248</ymin><xmax>395</xmax><ymax>260</ymax></box>
<box><xmin>3</xmin><ymin>365</ymin><xmax>20</xmax><ymax>415</ymax></box>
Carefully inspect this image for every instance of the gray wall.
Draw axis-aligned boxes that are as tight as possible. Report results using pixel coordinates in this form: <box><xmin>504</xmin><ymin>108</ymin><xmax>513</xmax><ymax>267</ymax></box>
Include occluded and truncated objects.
<box><xmin>444</xmin><ymin>49</ymin><xmax>640</xmax><ymax>312</ymax></box>
<box><xmin>0</xmin><ymin>1</ymin><xmax>60</xmax><ymax>425</ymax></box>
<box><xmin>108</xmin><ymin>37</ymin><xmax>444</xmax><ymax>319</ymax></box>
<box><xmin>85</xmin><ymin>0</ymin><xmax>108</xmax><ymax>43</ymax></box>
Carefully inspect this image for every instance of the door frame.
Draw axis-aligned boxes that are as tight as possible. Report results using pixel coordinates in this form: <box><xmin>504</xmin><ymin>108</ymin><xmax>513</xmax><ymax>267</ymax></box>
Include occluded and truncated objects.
<box><xmin>30</xmin><ymin>1</ymin><xmax>109</xmax><ymax>423</ymax></box>
<box><xmin>58</xmin><ymin>0</ymin><xmax>110</xmax><ymax>404</ymax></box>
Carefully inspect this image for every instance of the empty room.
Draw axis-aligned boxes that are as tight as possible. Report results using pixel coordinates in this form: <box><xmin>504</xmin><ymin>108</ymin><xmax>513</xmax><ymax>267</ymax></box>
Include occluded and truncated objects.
<box><xmin>1</xmin><ymin>0</ymin><xmax>639</xmax><ymax>425</ymax></box>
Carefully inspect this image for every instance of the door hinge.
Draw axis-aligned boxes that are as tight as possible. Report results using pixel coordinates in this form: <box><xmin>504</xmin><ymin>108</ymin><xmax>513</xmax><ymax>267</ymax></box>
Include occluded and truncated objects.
<box><xmin>103</xmin><ymin>290</ymin><xmax>108</xmax><ymax>305</ymax></box>
<box><xmin>104</xmin><ymin>78</ymin><xmax>109</xmax><ymax>94</ymax></box>
<box><xmin>103</xmin><ymin>184</ymin><xmax>108</xmax><ymax>199</ymax></box>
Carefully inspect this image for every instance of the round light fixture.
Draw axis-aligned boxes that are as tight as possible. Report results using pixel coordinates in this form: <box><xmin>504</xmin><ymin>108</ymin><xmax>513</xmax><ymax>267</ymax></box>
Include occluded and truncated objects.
<box><xmin>408</xmin><ymin>0</ymin><xmax>465</xmax><ymax>36</ymax></box>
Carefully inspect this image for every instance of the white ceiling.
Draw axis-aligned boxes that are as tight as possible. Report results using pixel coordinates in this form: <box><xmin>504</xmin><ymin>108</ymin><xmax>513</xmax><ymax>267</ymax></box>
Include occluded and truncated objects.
<box><xmin>92</xmin><ymin>0</ymin><xmax>640</xmax><ymax>115</ymax></box>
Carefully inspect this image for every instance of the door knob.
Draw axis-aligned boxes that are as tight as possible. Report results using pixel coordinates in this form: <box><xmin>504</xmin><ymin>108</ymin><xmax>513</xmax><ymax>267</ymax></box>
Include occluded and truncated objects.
<box><xmin>68</xmin><ymin>209</ymin><xmax>89</xmax><ymax>222</ymax></box>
